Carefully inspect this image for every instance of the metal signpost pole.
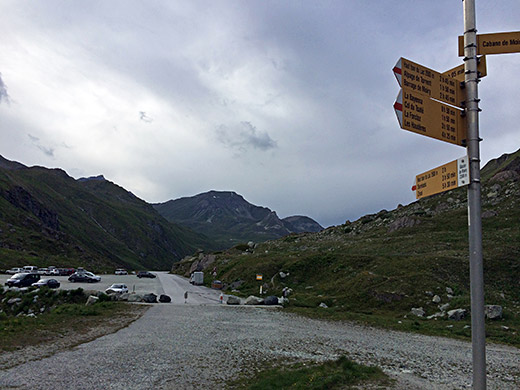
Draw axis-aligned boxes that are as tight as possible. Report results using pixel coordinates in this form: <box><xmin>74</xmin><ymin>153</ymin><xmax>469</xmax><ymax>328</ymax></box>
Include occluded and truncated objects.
<box><xmin>462</xmin><ymin>0</ymin><xmax>486</xmax><ymax>389</ymax></box>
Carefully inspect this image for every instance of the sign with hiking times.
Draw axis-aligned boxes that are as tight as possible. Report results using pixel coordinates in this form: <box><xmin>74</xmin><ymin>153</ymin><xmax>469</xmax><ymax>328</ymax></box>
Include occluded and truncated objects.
<box><xmin>393</xmin><ymin>57</ymin><xmax>462</xmax><ymax>107</ymax></box>
<box><xmin>394</xmin><ymin>86</ymin><xmax>467</xmax><ymax>146</ymax></box>
<box><xmin>413</xmin><ymin>156</ymin><xmax>470</xmax><ymax>199</ymax></box>
<box><xmin>442</xmin><ymin>56</ymin><xmax>487</xmax><ymax>82</ymax></box>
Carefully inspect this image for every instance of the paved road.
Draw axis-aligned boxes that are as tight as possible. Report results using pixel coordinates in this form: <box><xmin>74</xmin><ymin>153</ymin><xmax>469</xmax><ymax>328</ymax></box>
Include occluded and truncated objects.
<box><xmin>1</xmin><ymin>273</ymin><xmax>519</xmax><ymax>389</ymax></box>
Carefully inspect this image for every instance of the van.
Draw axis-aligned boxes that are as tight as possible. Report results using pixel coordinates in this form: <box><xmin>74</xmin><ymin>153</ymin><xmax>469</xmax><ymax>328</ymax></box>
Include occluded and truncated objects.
<box><xmin>190</xmin><ymin>271</ymin><xmax>204</xmax><ymax>285</ymax></box>
<box><xmin>23</xmin><ymin>266</ymin><xmax>38</xmax><ymax>273</ymax></box>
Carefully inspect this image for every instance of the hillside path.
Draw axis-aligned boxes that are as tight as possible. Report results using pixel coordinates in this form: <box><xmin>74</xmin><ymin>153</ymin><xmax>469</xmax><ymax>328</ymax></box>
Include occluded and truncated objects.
<box><xmin>0</xmin><ymin>276</ymin><xmax>518</xmax><ymax>389</ymax></box>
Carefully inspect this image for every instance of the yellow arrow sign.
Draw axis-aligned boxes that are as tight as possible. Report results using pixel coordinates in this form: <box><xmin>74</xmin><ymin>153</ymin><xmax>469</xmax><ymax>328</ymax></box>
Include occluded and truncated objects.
<box><xmin>393</xmin><ymin>57</ymin><xmax>462</xmax><ymax>107</ymax></box>
<box><xmin>459</xmin><ymin>31</ymin><xmax>520</xmax><ymax>56</ymax></box>
<box><xmin>443</xmin><ymin>56</ymin><xmax>487</xmax><ymax>82</ymax></box>
<box><xmin>414</xmin><ymin>157</ymin><xmax>470</xmax><ymax>199</ymax></box>
<box><xmin>394</xmin><ymin>86</ymin><xmax>467</xmax><ymax>146</ymax></box>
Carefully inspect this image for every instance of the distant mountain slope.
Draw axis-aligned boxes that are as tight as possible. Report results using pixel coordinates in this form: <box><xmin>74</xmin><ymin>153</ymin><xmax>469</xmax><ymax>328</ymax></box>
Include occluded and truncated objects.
<box><xmin>0</xmin><ymin>157</ymin><xmax>212</xmax><ymax>271</ymax></box>
<box><xmin>153</xmin><ymin>190</ymin><xmax>323</xmax><ymax>248</ymax></box>
<box><xmin>171</xmin><ymin>147</ymin><xmax>520</xmax><ymax>346</ymax></box>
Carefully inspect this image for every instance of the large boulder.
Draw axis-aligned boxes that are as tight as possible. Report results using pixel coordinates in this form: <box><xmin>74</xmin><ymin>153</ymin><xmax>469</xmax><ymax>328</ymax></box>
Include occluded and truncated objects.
<box><xmin>485</xmin><ymin>305</ymin><xmax>503</xmax><ymax>320</ymax></box>
<box><xmin>245</xmin><ymin>296</ymin><xmax>264</xmax><ymax>305</ymax></box>
<box><xmin>159</xmin><ymin>294</ymin><xmax>171</xmax><ymax>303</ymax></box>
<box><xmin>143</xmin><ymin>293</ymin><xmax>157</xmax><ymax>303</ymax></box>
<box><xmin>226</xmin><ymin>296</ymin><xmax>241</xmax><ymax>305</ymax></box>
<box><xmin>127</xmin><ymin>293</ymin><xmax>144</xmax><ymax>303</ymax></box>
<box><xmin>264</xmin><ymin>295</ymin><xmax>279</xmax><ymax>306</ymax></box>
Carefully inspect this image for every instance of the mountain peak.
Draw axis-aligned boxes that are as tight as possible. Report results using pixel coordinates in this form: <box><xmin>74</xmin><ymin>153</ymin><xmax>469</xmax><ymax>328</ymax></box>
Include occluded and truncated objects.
<box><xmin>154</xmin><ymin>191</ymin><xmax>323</xmax><ymax>248</ymax></box>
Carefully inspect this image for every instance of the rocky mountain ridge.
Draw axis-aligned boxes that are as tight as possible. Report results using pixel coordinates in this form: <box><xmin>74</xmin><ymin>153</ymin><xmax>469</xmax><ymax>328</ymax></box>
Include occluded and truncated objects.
<box><xmin>153</xmin><ymin>190</ymin><xmax>323</xmax><ymax>248</ymax></box>
<box><xmin>0</xmin><ymin>156</ymin><xmax>212</xmax><ymax>271</ymax></box>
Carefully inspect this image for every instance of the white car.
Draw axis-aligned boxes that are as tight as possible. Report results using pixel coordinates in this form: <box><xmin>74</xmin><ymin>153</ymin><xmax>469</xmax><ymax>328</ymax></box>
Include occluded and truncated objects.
<box><xmin>105</xmin><ymin>284</ymin><xmax>129</xmax><ymax>294</ymax></box>
<box><xmin>6</xmin><ymin>267</ymin><xmax>24</xmax><ymax>275</ymax></box>
<box><xmin>115</xmin><ymin>269</ymin><xmax>128</xmax><ymax>275</ymax></box>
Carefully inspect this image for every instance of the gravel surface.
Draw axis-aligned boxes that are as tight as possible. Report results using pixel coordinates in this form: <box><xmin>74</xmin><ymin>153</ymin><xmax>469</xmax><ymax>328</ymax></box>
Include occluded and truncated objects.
<box><xmin>0</xmin><ymin>304</ymin><xmax>519</xmax><ymax>389</ymax></box>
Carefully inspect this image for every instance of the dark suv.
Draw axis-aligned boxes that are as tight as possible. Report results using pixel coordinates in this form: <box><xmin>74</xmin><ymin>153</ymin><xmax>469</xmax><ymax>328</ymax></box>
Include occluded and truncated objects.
<box><xmin>5</xmin><ymin>272</ymin><xmax>40</xmax><ymax>288</ymax></box>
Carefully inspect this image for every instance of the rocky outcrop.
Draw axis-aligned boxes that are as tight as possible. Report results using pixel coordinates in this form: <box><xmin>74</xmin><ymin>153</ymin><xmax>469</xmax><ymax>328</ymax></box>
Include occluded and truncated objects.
<box><xmin>3</xmin><ymin>186</ymin><xmax>59</xmax><ymax>231</ymax></box>
<box><xmin>388</xmin><ymin>216</ymin><xmax>420</xmax><ymax>233</ymax></box>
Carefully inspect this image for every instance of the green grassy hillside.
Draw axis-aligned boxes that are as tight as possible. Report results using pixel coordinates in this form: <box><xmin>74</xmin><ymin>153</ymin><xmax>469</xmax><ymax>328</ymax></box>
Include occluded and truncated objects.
<box><xmin>0</xmin><ymin>161</ymin><xmax>212</xmax><ymax>272</ymax></box>
<box><xmin>174</xmin><ymin>149</ymin><xmax>520</xmax><ymax>346</ymax></box>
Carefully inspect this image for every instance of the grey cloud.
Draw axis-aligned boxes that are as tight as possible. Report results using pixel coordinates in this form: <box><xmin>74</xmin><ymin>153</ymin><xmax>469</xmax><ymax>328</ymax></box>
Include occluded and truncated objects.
<box><xmin>28</xmin><ymin>134</ymin><xmax>55</xmax><ymax>157</ymax></box>
<box><xmin>216</xmin><ymin>121</ymin><xmax>277</xmax><ymax>152</ymax></box>
<box><xmin>0</xmin><ymin>73</ymin><xmax>10</xmax><ymax>104</ymax></box>
<box><xmin>139</xmin><ymin>111</ymin><xmax>153</xmax><ymax>123</ymax></box>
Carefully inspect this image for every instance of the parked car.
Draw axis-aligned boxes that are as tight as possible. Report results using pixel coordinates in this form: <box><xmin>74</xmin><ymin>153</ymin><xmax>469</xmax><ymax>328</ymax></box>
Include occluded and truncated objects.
<box><xmin>58</xmin><ymin>268</ymin><xmax>75</xmax><ymax>276</ymax></box>
<box><xmin>6</xmin><ymin>267</ymin><xmax>24</xmax><ymax>275</ymax></box>
<box><xmin>45</xmin><ymin>267</ymin><xmax>60</xmax><ymax>276</ymax></box>
<box><xmin>5</xmin><ymin>272</ymin><xmax>40</xmax><ymax>287</ymax></box>
<box><xmin>23</xmin><ymin>266</ymin><xmax>38</xmax><ymax>273</ymax></box>
<box><xmin>68</xmin><ymin>271</ymin><xmax>101</xmax><ymax>283</ymax></box>
<box><xmin>32</xmin><ymin>278</ymin><xmax>60</xmax><ymax>289</ymax></box>
<box><xmin>137</xmin><ymin>271</ymin><xmax>156</xmax><ymax>278</ymax></box>
<box><xmin>115</xmin><ymin>269</ymin><xmax>128</xmax><ymax>275</ymax></box>
<box><xmin>105</xmin><ymin>284</ymin><xmax>129</xmax><ymax>294</ymax></box>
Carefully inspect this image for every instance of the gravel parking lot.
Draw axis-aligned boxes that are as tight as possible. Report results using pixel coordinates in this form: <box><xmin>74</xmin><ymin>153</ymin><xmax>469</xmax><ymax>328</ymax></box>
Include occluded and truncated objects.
<box><xmin>0</xmin><ymin>272</ymin><xmax>162</xmax><ymax>295</ymax></box>
<box><xmin>1</xmin><ymin>273</ymin><xmax>519</xmax><ymax>389</ymax></box>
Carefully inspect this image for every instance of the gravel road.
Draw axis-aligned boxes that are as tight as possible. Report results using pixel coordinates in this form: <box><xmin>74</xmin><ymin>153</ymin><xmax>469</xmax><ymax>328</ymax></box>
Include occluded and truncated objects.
<box><xmin>0</xmin><ymin>275</ymin><xmax>519</xmax><ymax>389</ymax></box>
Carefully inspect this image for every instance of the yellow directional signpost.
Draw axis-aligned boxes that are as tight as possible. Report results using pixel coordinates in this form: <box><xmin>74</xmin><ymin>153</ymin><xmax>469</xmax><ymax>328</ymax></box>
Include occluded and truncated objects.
<box><xmin>393</xmin><ymin>57</ymin><xmax>462</xmax><ymax>106</ymax></box>
<box><xmin>413</xmin><ymin>156</ymin><xmax>469</xmax><ymax>199</ymax></box>
<box><xmin>394</xmin><ymin>86</ymin><xmax>467</xmax><ymax>146</ymax></box>
<box><xmin>459</xmin><ymin>30</ymin><xmax>520</xmax><ymax>56</ymax></box>
<box><xmin>394</xmin><ymin>3</ymin><xmax>520</xmax><ymax>389</ymax></box>
<box><xmin>443</xmin><ymin>55</ymin><xmax>487</xmax><ymax>82</ymax></box>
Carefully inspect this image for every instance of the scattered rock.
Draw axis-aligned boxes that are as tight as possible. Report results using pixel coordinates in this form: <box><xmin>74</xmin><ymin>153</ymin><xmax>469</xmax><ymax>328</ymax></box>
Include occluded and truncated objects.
<box><xmin>264</xmin><ymin>296</ymin><xmax>279</xmax><ymax>306</ymax></box>
<box><xmin>142</xmin><ymin>293</ymin><xmax>157</xmax><ymax>303</ymax></box>
<box><xmin>388</xmin><ymin>216</ymin><xmax>421</xmax><ymax>233</ymax></box>
<box><xmin>159</xmin><ymin>294</ymin><xmax>171</xmax><ymax>303</ymax></box>
<box><xmin>439</xmin><ymin>303</ymin><xmax>451</xmax><ymax>312</ymax></box>
<box><xmin>432</xmin><ymin>295</ymin><xmax>441</xmax><ymax>304</ymax></box>
<box><xmin>411</xmin><ymin>307</ymin><xmax>425</xmax><ymax>317</ymax></box>
<box><xmin>85</xmin><ymin>295</ymin><xmax>99</xmax><ymax>306</ymax></box>
<box><xmin>226</xmin><ymin>296</ymin><xmax>241</xmax><ymax>305</ymax></box>
<box><xmin>485</xmin><ymin>305</ymin><xmax>503</xmax><ymax>320</ymax></box>
<box><xmin>319</xmin><ymin>302</ymin><xmax>328</xmax><ymax>309</ymax></box>
<box><xmin>279</xmin><ymin>271</ymin><xmax>288</xmax><ymax>279</ymax></box>
<box><xmin>244</xmin><ymin>296</ymin><xmax>264</xmax><ymax>305</ymax></box>
<box><xmin>7</xmin><ymin>298</ymin><xmax>22</xmax><ymax>305</ymax></box>
<box><xmin>447</xmin><ymin>309</ymin><xmax>467</xmax><ymax>321</ymax></box>
<box><xmin>490</xmin><ymin>170</ymin><xmax>519</xmax><ymax>182</ymax></box>
<box><xmin>127</xmin><ymin>293</ymin><xmax>144</xmax><ymax>303</ymax></box>
<box><xmin>445</xmin><ymin>287</ymin><xmax>454</xmax><ymax>295</ymax></box>
<box><xmin>482</xmin><ymin>210</ymin><xmax>498</xmax><ymax>219</ymax></box>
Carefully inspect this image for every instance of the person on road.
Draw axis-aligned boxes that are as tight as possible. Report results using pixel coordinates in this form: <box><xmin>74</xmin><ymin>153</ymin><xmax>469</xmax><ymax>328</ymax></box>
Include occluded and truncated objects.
<box><xmin>184</xmin><ymin>291</ymin><xmax>188</xmax><ymax>304</ymax></box>
<box><xmin>219</xmin><ymin>293</ymin><xmax>223</xmax><ymax>304</ymax></box>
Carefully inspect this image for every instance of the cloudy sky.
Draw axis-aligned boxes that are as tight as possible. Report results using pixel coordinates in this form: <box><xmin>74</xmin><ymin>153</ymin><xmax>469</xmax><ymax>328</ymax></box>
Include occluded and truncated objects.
<box><xmin>1</xmin><ymin>1</ymin><xmax>519</xmax><ymax>228</ymax></box>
